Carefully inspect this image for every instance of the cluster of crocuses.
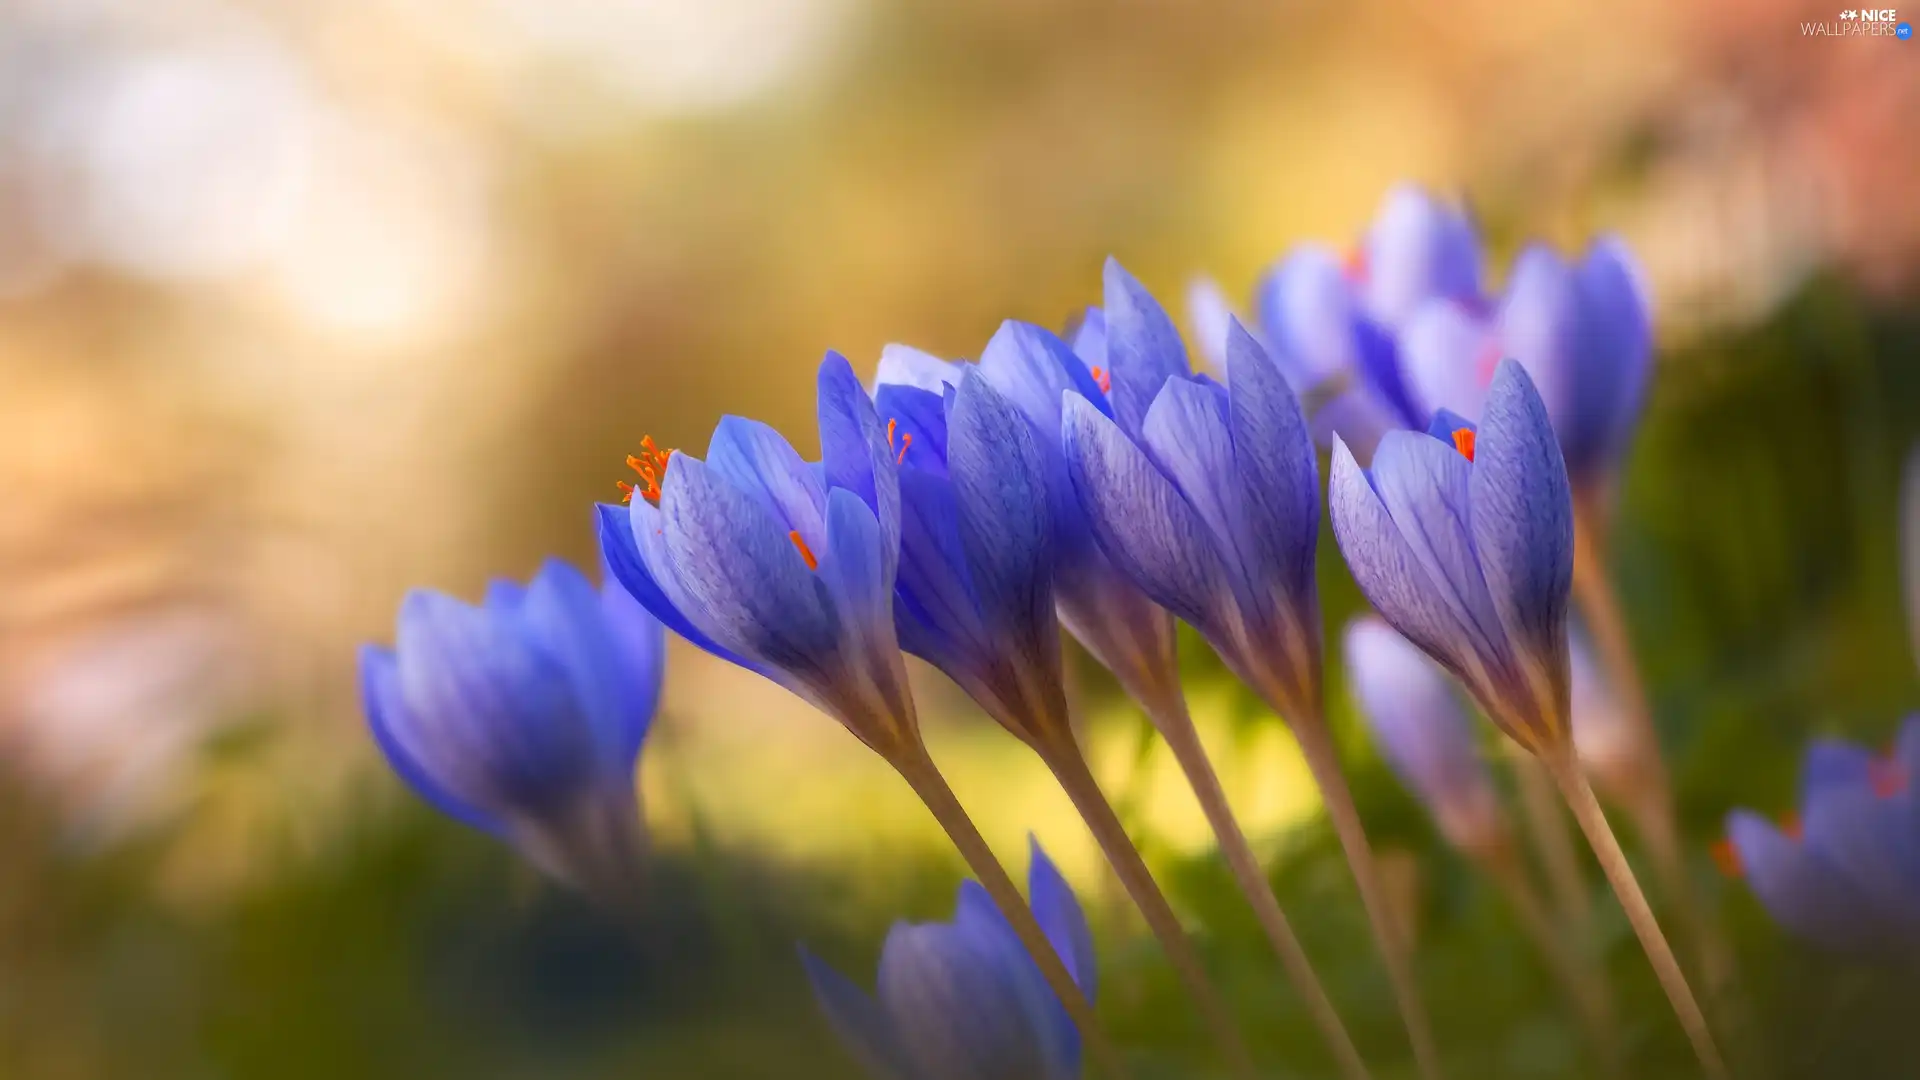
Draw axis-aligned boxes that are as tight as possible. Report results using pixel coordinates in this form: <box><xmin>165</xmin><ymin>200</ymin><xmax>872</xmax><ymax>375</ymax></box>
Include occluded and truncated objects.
<box><xmin>361</xmin><ymin>185</ymin><xmax>1893</xmax><ymax>1080</ymax></box>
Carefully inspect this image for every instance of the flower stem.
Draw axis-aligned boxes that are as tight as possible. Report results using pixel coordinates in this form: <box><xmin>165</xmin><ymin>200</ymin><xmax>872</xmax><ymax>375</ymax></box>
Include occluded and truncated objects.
<box><xmin>1041</xmin><ymin>741</ymin><xmax>1264</xmax><ymax>1080</ymax></box>
<box><xmin>1289</xmin><ymin>709</ymin><xmax>1447</xmax><ymax>1080</ymax></box>
<box><xmin>1146</xmin><ymin>696</ymin><xmax>1373</xmax><ymax>1080</ymax></box>
<box><xmin>892</xmin><ymin>749</ymin><xmax>1133</xmax><ymax>1080</ymax></box>
<box><xmin>1483</xmin><ymin>851</ymin><xmax>1621</xmax><ymax>1078</ymax></box>
<box><xmin>1544</xmin><ymin>751</ymin><xmax>1729</xmax><ymax>1080</ymax></box>
<box><xmin>1507</xmin><ymin>746</ymin><xmax>1592</xmax><ymax>931</ymax></box>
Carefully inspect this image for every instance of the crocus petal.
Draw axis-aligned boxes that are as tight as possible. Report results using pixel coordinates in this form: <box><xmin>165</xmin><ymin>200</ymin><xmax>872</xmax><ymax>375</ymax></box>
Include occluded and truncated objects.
<box><xmin>893</xmin><ymin>467</ymin><xmax>993</xmax><ymax>677</ymax></box>
<box><xmin>1469</xmin><ymin>361</ymin><xmax>1574</xmax><ymax>682</ymax></box>
<box><xmin>875</xmin><ymin>383</ymin><xmax>951</xmax><ymax>475</ymax></box>
<box><xmin>598</xmin><ymin>575</ymin><xmax>666</xmax><ymax>762</ymax></box>
<box><xmin>1899</xmin><ymin>714</ymin><xmax>1920</xmax><ymax>784</ymax></box>
<box><xmin>876</xmin><ymin>343</ymin><xmax>964</xmax><ymax>394</ymax></box>
<box><xmin>657</xmin><ymin>454</ymin><xmax>840</xmax><ymax>676</ymax></box>
<box><xmin>1329</xmin><ymin>439</ymin><xmax>1486</xmax><ymax>695</ymax></box>
<box><xmin>1368</xmin><ymin>430</ymin><xmax>1510</xmax><ymax>665</ymax></box>
<box><xmin>1572</xmin><ymin>236</ymin><xmax>1653</xmax><ymax>460</ymax></box>
<box><xmin>1139</xmin><ymin>377</ymin><xmax>1255</xmax><ymax>603</ymax></box>
<box><xmin>1399</xmin><ymin>300</ymin><xmax>1493</xmax><ymax>422</ymax></box>
<box><xmin>800</xmin><ymin>950</ymin><xmax>911</xmax><ymax>1080</ymax></box>
<box><xmin>706</xmin><ymin>415</ymin><xmax>830</xmax><ymax>548</ymax></box>
<box><xmin>1361</xmin><ymin>184</ymin><xmax>1484</xmax><ymax>328</ymax></box>
<box><xmin>879</xmin><ymin>921</ymin><xmax>1054</xmax><ymax>1080</ymax></box>
<box><xmin>977</xmin><ymin>320</ymin><xmax>1109</xmax><ymax>442</ymax></box>
<box><xmin>1729</xmin><ymin>811</ymin><xmax>1879</xmax><ymax>952</ymax></box>
<box><xmin>519</xmin><ymin>559</ymin><xmax>643</xmax><ymax>773</ymax></box>
<box><xmin>819</xmin><ymin>352</ymin><xmax>903</xmax><ymax>579</ymax></box>
<box><xmin>947</xmin><ymin>372</ymin><xmax>1054</xmax><ymax>654</ymax></box>
<box><xmin>1027</xmin><ymin>838</ymin><xmax>1096</xmax><ymax>999</ymax></box>
<box><xmin>1068</xmin><ymin>307</ymin><xmax>1106</xmax><ymax>372</ymax></box>
<box><xmin>1904</xmin><ymin>445</ymin><xmax>1920</xmax><ymax>671</ymax></box>
<box><xmin>1224</xmin><ymin>321</ymin><xmax>1320</xmax><ymax>612</ymax></box>
<box><xmin>1802</xmin><ymin>786</ymin><xmax>1920</xmax><ymax>935</ymax></box>
<box><xmin>1802</xmin><ymin>739</ymin><xmax>1875</xmax><ymax>797</ymax></box>
<box><xmin>1187</xmin><ymin>275</ymin><xmax>1238</xmax><ymax>373</ymax></box>
<box><xmin>395</xmin><ymin>591</ymin><xmax>593</xmax><ymax>810</ymax></box>
<box><xmin>361</xmin><ymin>645</ymin><xmax>505</xmax><ymax>836</ymax></box>
<box><xmin>1063</xmin><ymin>392</ymin><xmax>1229</xmax><ymax>631</ymax></box>
<box><xmin>1255</xmin><ymin>245</ymin><xmax>1366</xmax><ymax>387</ymax></box>
<box><xmin>597</xmin><ymin>501</ymin><xmax>757</xmax><ymax>670</ymax></box>
<box><xmin>817</xmin><ymin>487</ymin><xmax>916</xmax><ymax>738</ymax></box>
<box><xmin>1102</xmin><ymin>258</ymin><xmax>1192</xmax><ymax>437</ymax></box>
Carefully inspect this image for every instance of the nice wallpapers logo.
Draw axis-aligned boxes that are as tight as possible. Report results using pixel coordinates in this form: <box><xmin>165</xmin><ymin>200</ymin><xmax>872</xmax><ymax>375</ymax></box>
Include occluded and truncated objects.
<box><xmin>1803</xmin><ymin>8</ymin><xmax>1913</xmax><ymax>35</ymax></box>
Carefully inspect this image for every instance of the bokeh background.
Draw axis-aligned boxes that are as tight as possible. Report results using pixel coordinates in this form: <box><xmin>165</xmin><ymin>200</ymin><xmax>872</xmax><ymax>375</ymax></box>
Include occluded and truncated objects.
<box><xmin>2</xmin><ymin>0</ymin><xmax>1918</xmax><ymax>1077</ymax></box>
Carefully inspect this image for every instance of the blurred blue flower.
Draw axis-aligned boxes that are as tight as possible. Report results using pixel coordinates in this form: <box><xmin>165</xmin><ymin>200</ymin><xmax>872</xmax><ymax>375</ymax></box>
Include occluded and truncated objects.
<box><xmin>1345</xmin><ymin>616</ymin><xmax>1506</xmax><ymax>858</ymax></box>
<box><xmin>1398</xmin><ymin>239</ymin><xmax>1652</xmax><ymax>486</ymax></box>
<box><xmin>596</xmin><ymin>353</ymin><xmax>919</xmax><ymax>758</ymax></box>
<box><xmin>359</xmin><ymin>558</ymin><xmax>662</xmax><ymax>899</ymax></box>
<box><xmin>1352</xmin><ymin>183</ymin><xmax>1486</xmax><ymax>330</ymax></box>
<box><xmin>801</xmin><ymin>840</ymin><xmax>1096</xmax><ymax>1080</ymax></box>
<box><xmin>1726</xmin><ymin>719</ymin><xmax>1920</xmax><ymax>953</ymax></box>
<box><xmin>1329</xmin><ymin>361</ymin><xmax>1575</xmax><ymax>754</ymax></box>
<box><xmin>1063</xmin><ymin>260</ymin><xmax>1324</xmax><ymax>715</ymax></box>
<box><xmin>874</xmin><ymin>322</ymin><xmax>1190</xmax><ymax>724</ymax></box>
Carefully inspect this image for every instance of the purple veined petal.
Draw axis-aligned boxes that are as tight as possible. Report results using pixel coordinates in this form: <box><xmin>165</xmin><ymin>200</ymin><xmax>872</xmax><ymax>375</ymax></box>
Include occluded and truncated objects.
<box><xmin>1224</xmin><ymin>321</ymin><xmax>1321</xmax><ymax>614</ymax></box>
<box><xmin>816</xmin><ymin>487</ymin><xmax>916</xmax><ymax>737</ymax></box>
<box><xmin>820</xmin><ymin>352</ymin><xmax>903</xmax><ymax>581</ymax></box>
<box><xmin>1027</xmin><ymin>838</ymin><xmax>1095</xmax><ymax>999</ymax></box>
<box><xmin>878</xmin><ymin>920</ymin><xmax>1056</xmax><ymax>1080</ymax></box>
<box><xmin>1187</xmin><ymin>274</ymin><xmax>1238</xmax><ymax>375</ymax></box>
<box><xmin>1801</xmin><ymin>785</ymin><xmax>1920</xmax><ymax>937</ymax></box>
<box><xmin>1728</xmin><ymin>811</ymin><xmax>1881</xmax><ymax>952</ymax></box>
<box><xmin>598</xmin><ymin>574</ymin><xmax>666</xmax><ymax>763</ymax></box>
<box><xmin>1255</xmin><ymin>244</ymin><xmax>1366</xmax><ymax>388</ymax></box>
<box><xmin>705</xmin><ymin>415</ymin><xmax>830</xmax><ymax>547</ymax></box>
<box><xmin>1138</xmin><ymin>377</ymin><xmax>1255</xmax><ymax>600</ymax></box>
<box><xmin>876</xmin><ymin>342</ymin><xmax>965</xmax><ymax>394</ymax></box>
<box><xmin>1361</xmin><ymin>183</ymin><xmax>1484</xmax><ymax>329</ymax></box>
<box><xmin>1469</xmin><ymin>361</ymin><xmax>1575</xmax><ymax>689</ymax></box>
<box><xmin>657</xmin><ymin>453</ymin><xmax>841</xmax><ymax>678</ymax></box>
<box><xmin>948</xmin><ymin>372</ymin><xmax>1057</xmax><ymax>666</ymax></box>
<box><xmin>1367</xmin><ymin>431</ymin><xmax>1511</xmax><ymax>666</ymax></box>
<box><xmin>1399</xmin><ymin>299</ymin><xmax>1494</xmax><ymax>423</ymax></box>
<box><xmin>1063</xmin><ymin>392</ymin><xmax>1230</xmax><ymax>632</ymax></box>
<box><xmin>976</xmin><ymin>320</ymin><xmax>1108</xmax><ymax>444</ymax></box>
<box><xmin>799</xmin><ymin>949</ymin><xmax>912</xmax><ymax>1080</ymax></box>
<box><xmin>598</xmin><ymin>501</ymin><xmax>759</xmax><ymax>671</ymax></box>
<box><xmin>875</xmin><ymin>383</ymin><xmax>951</xmax><ymax>476</ymax></box>
<box><xmin>1903</xmin><ymin>445</ymin><xmax>1920</xmax><ymax>672</ymax></box>
<box><xmin>361</xmin><ymin>645</ymin><xmax>506</xmax><ymax>836</ymax></box>
<box><xmin>1102</xmin><ymin>258</ymin><xmax>1192</xmax><ymax>438</ymax></box>
<box><xmin>517</xmin><ymin>558</ymin><xmax>643</xmax><ymax>772</ymax></box>
<box><xmin>1802</xmin><ymin>739</ymin><xmax>1875</xmax><ymax>797</ymax></box>
<box><xmin>893</xmin><ymin>466</ymin><xmax>994</xmax><ymax>679</ymax></box>
<box><xmin>1068</xmin><ymin>307</ymin><xmax>1107</xmax><ymax>374</ymax></box>
<box><xmin>1328</xmin><ymin>439</ymin><xmax>1490</xmax><ymax>708</ymax></box>
<box><xmin>394</xmin><ymin>590</ymin><xmax>595</xmax><ymax>811</ymax></box>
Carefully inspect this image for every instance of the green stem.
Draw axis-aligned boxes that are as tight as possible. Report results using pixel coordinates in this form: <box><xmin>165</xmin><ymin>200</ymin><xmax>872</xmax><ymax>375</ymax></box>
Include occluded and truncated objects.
<box><xmin>1483</xmin><ymin>851</ymin><xmax>1621</xmax><ymax>1078</ymax></box>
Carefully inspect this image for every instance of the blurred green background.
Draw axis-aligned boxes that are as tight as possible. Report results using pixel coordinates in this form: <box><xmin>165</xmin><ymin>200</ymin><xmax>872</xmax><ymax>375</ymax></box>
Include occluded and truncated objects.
<box><xmin>2</xmin><ymin>1</ymin><xmax>1918</xmax><ymax>1077</ymax></box>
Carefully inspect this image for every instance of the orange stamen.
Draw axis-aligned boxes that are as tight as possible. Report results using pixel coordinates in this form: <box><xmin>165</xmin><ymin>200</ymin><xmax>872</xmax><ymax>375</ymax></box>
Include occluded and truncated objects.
<box><xmin>1872</xmin><ymin>761</ymin><xmax>1909</xmax><ymax>799</ymax></box>
<box><xmin>1090</xmin><ymin>366</ymin><xmax>1112</xmax><ymax>394</ymax></box>
<box><xmin>619</xmin><ymin>436</ymin><xmax>675</xmax><ymax>506</ymax></box>
<box><xmin>788</xmin><ymin>530</ymin><xmax>818</xmax><ymax>571</ymax></box>
<box><xmin>886</xmin><ymin>418</ymin><xmax>914</xmax><ymax>465</ymax></box>
<box><xmin>1713</xmin><ymin>810</ymin><xmax>1803</xmax><ymax>878</ymax></box>
<box><xmin>1343</xmin><ymin>245</ymin><xmax>1369</xmax><ymax>283</ymax></box>
<box><xmin>1451</xmin><ymin>427</ymin><xmax>1477</xmax><ymax>462</ymax></box>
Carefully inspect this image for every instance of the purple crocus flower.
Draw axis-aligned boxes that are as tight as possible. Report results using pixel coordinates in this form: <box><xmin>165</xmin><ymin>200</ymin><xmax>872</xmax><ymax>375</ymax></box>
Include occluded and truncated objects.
<box><xmin>595</xmin><ymin>353</ymin><xmax>918</xmax><ymax>759</ymax></box>
<box><xmin>801</xmin><ymin>840</ymin><xmax>1095</xmax><ymax>1080</ymax></box>
<box><xmin>1726</xmin><ymin>718</ymin><xmax>1920</xmax><ymax>953</ymax></box>
<box><xmin>1353</xmin><ymin>183</ymin><xmax>1486</xmax><ymax>331</ymax></box>
<box><xmin>359</xmin><ymin>558</ymin><xmax>663</xmax><ymax>899</ymax></box>
<box><xmin>1328</xmin><ymin>361</ymin><xmax>1576</xmax><ymax>755</ymax></box>
<box><xmin>1398</xmin><ymin>239</ymin><xmax>1652</xmax><ymax>487</ymax></box>
<box><xmin>1063</xmin><ymin>260</ymin><xmax>1324</xmax><ymax>717</ymax></box>
<box><xmin>1345</xmin><ymin>616</ymin><xmax>1506</xmax><ymax>859</ymax></box>
<box><xmin>873</xmin><ymin>321</ymin><xmax>1189</xmax><ymax>723</ymax></box>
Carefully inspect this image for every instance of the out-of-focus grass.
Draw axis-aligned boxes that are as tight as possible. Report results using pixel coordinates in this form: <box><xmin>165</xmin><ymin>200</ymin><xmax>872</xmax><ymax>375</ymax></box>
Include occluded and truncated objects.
<box><xmin>3</xmin><ymin>279</ymin><xmax>1919</xmax><ymax>1079</ymax></box>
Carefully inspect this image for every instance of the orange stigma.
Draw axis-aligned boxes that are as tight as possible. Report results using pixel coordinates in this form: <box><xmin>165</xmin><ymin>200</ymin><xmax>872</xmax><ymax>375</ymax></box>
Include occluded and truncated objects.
<box><xmin>1090</xmin><ymin>366</ymin><xmax>1112</xmax><ymax>394</ymax></box>
<box><xmin>1872</xmin><ymin>761</ymin><xmax>1909</xmax><ymax>799</ymax></box>
<box><xmin>1343</xmin><ymin>245</ymin><xmax>1370</xmax><ymax>283</ymax></box>
<box><xmin>788</xmin><ymin>530</ymin><xmax>818</xmax><ymax>571</ymax></box>
<box><xmin>1713</xmin><ymin>811</ymin><xmax>1802</xmax><ymax>878</ymax></box>
<box><xmin>620</xmin><ymin>436</ymin><xmax>675</xmax><ymax>506</ymax></box>
<box><xmin>1451</xmin><ymin>428</ymin><xmax>1477</xmax><ymax>462</ymax></box>
<box><xmin>886</xmin><ymin>418</ymin><xmax>913</xmax><ymax>465</ymax></box>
